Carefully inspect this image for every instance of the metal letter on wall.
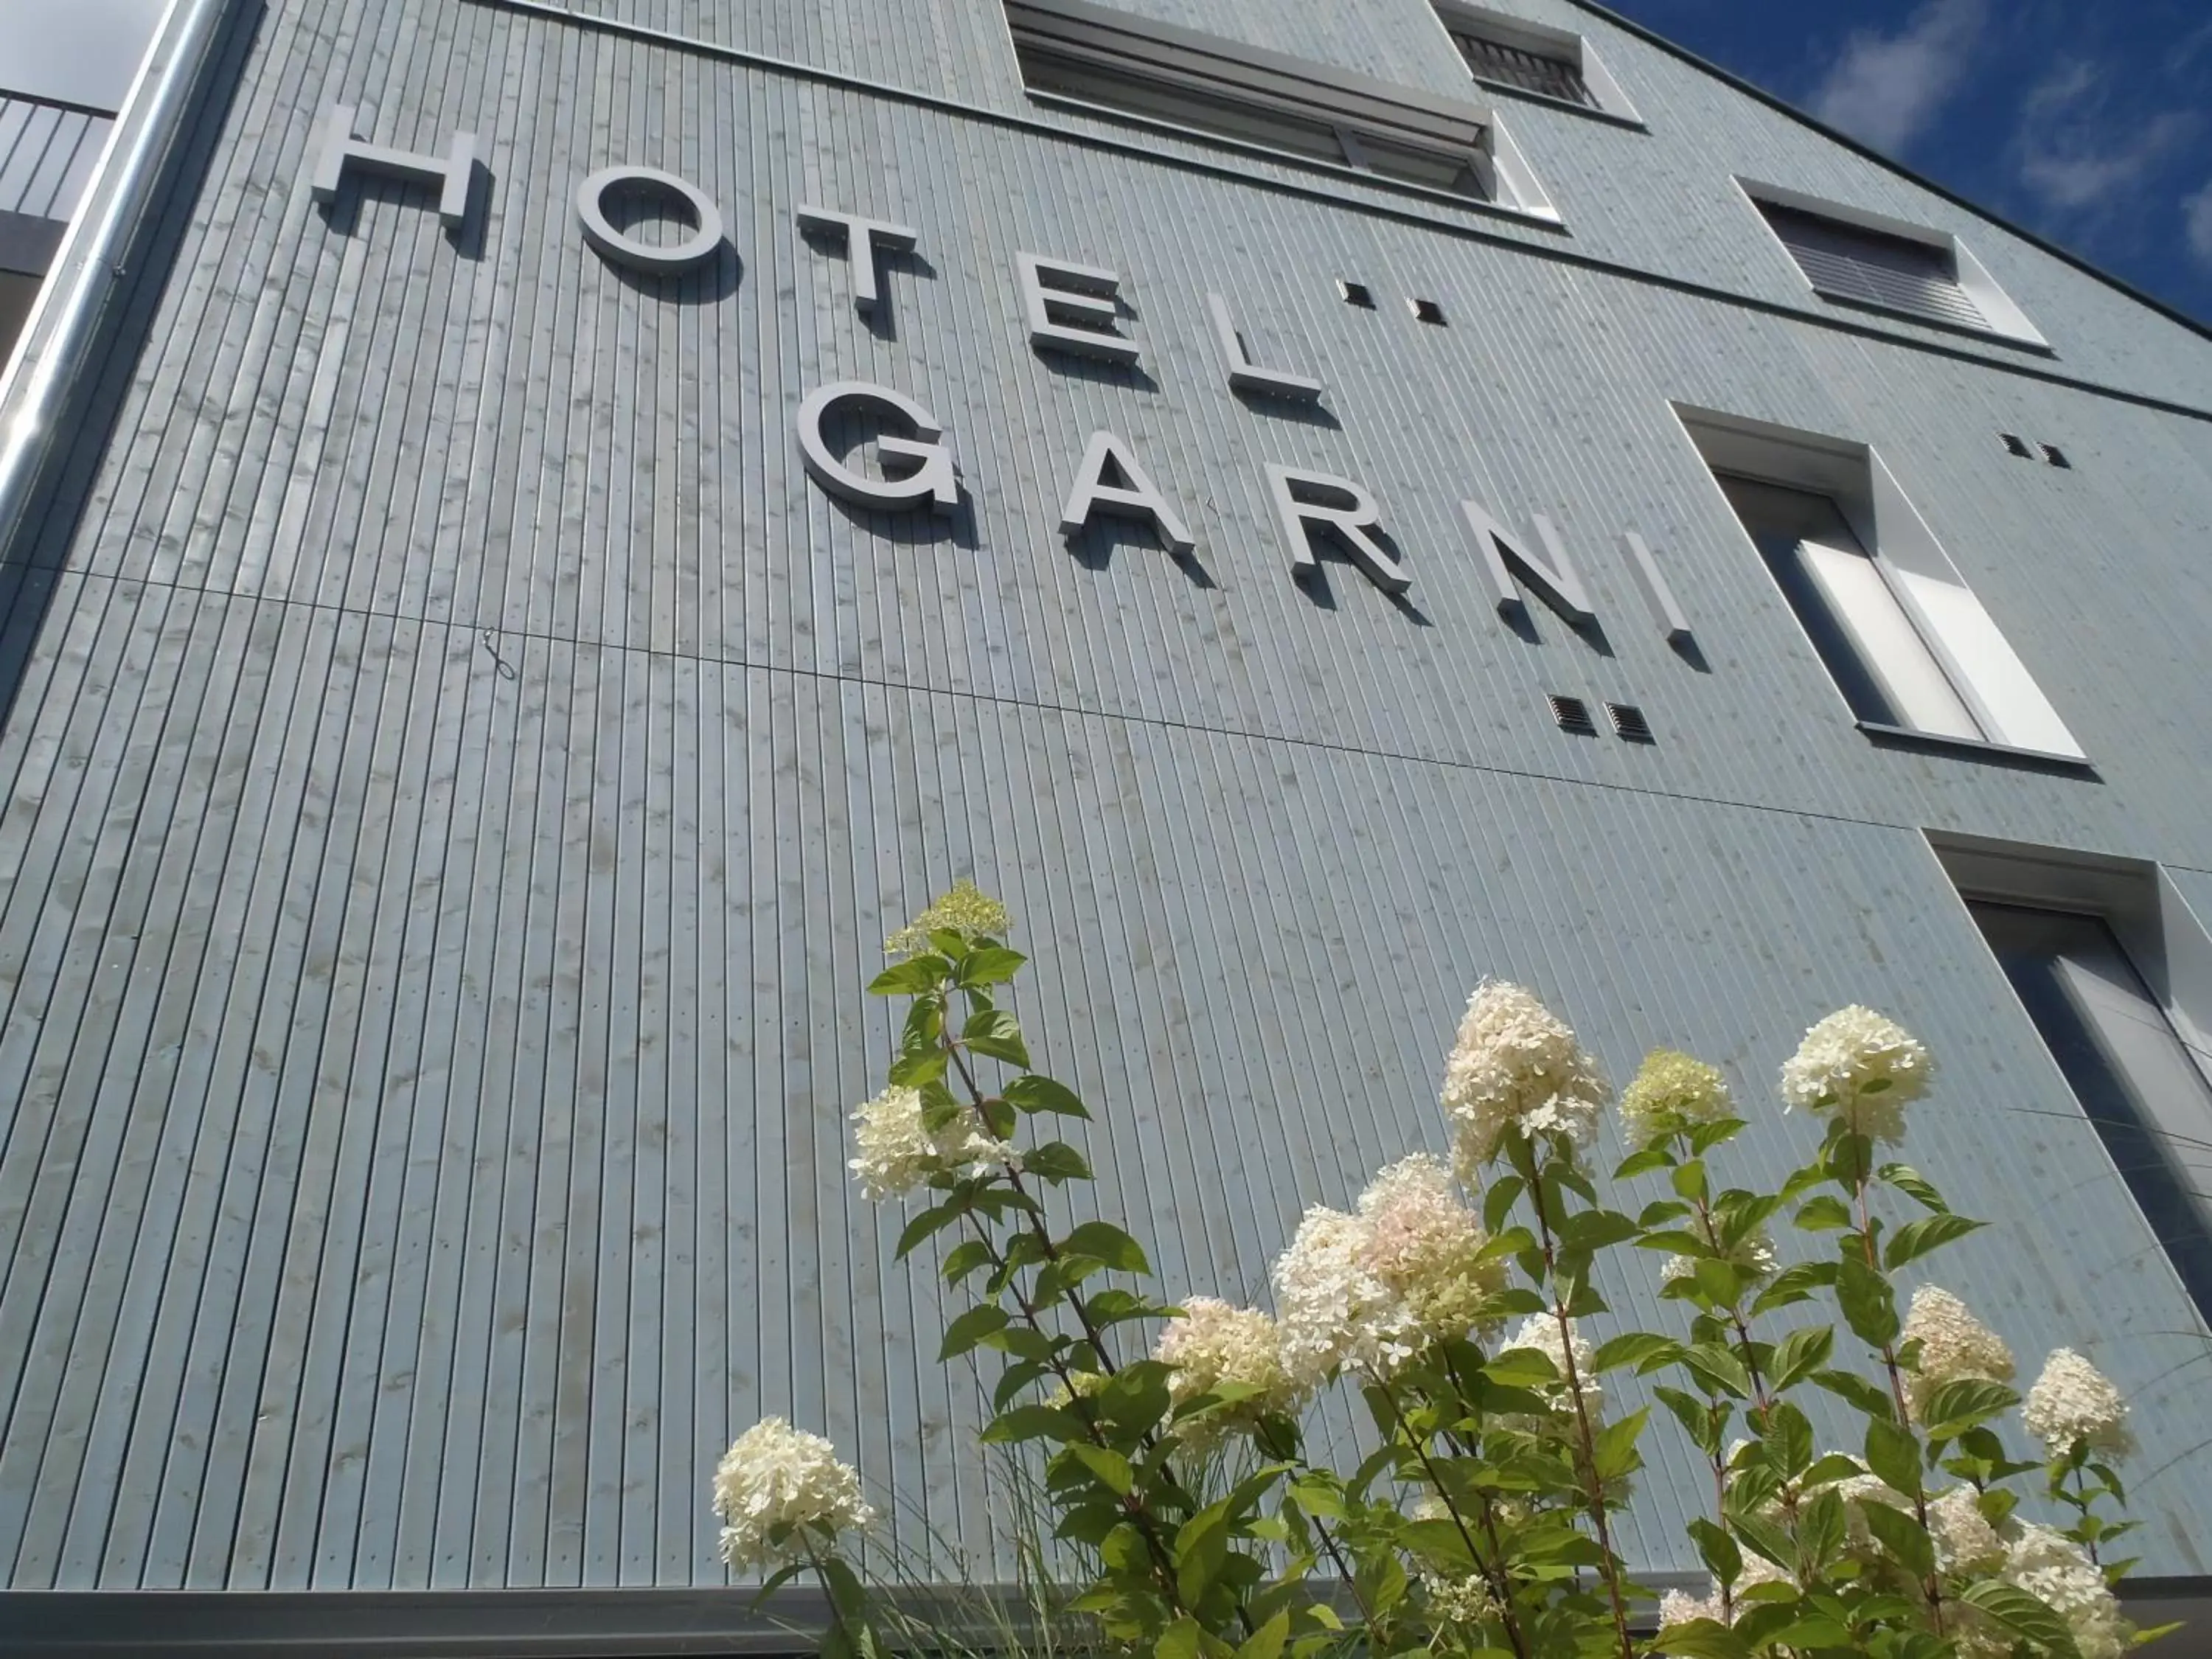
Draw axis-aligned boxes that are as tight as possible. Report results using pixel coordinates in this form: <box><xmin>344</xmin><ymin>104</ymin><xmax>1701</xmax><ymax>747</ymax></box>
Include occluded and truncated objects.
<box><xmin>575</xmin><ymin>166</ymin><xmax>725</xmax><ymax>274</ymax></box>
<box><xmin>1059</xmin><ymin>431</ymin><xmax>1195</xmax><ymax>554</ymax></box>
<box><xmin>1458</xmin><ymin>498</ymin><xmax>1594</xmax><ymax>624</ymax></box>
<box><xmin>797</xmin><ymin>204</ymin><xmax>919</xmax><ymax>314</ymax></box>
<box><xmin>1018</xmin><ymin>253</ymin><xmax>1139</xmax><ymax>365</ymax></box>
<box><xmin>1207</xmin><ymin>293</ymin><xmax>1322</xmax><ymax>401</ymax></box>
<box><xmin>1621</xmin><ymin>532</ymin><xmax>1692</xmax><ymax>641</ymax></box>
<box><xmin>309</xmin><ymin>104</ymin><xmax>481</xmax><ymax>228</ymax></box>
<box><xmin>1265</xmin><ymin>465</ymin><xmax>1410</xmax><ymax>594</ymax></box>
<box><xmin>796</xmin><ymin>381</ymin><xmax>959</xmax><ymax>514</ymax></box>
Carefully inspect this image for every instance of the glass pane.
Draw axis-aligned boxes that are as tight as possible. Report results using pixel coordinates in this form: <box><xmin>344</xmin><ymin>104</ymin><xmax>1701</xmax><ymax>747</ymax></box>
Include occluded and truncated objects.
<box><xmin>1018</xmin><ymin>49</ymin><xmax>1347</xmax><ymax>164</ymax></box>
<box><xmin>1969</xmin><ymin>902</ymin><xmax>2212</xmax><ymax>1319</ymax></box>
<box><xmin>1717</xmin><ymin>475</ymin><xmax>1979</xmax><ymax>739</ymax></box>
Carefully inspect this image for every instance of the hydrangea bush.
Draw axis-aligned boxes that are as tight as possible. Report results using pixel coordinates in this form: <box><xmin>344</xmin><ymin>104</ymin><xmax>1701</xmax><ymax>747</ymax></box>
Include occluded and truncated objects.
<box><xmin>712</xmin><ymin>886</ymin><xmax>2175</xmax><ymax>1659</ymax></box>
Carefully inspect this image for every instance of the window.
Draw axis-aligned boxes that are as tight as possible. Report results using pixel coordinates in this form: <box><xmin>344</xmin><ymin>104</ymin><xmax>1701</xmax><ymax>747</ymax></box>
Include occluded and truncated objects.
<box><xmin>1430</xmin><ymin>1</ymin><xmax>1641</xmax><ymax>123</ymax></box>
<box><xmin>1742</xmin><ymin>182</ymin><xmax>2046</xmax><ymax>347</ymax></box>
<box><xmin>1006</xmin><ymin>0</ymin><xmax>1557</xmax><ymax>218</ymax></box>
<box><xmin>1680</xmin><ymin>406</ymin><xmax>2085</xmax><ymax>762</ymax></box>
<box><xmin>1935</xmin><ymin>839</ymin><xmax>2212</xmax><ymax>1320</ymax></box>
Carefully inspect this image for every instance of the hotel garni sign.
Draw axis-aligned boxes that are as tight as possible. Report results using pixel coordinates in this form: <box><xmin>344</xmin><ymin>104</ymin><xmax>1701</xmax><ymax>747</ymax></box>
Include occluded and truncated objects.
<box><xmin>309</xmin><ymin>108</ymin><xmax>1699</xmax><ymax>646</ymax></box>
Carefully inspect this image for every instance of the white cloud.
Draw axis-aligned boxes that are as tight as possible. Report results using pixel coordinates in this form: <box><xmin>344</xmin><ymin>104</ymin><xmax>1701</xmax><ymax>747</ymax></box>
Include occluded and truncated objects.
<box><xmin>2185</xmin><ymin>181</ymin><xmax>2212</xmax><ymax>271</ymax></box>
<box><xmin>1808</xmin><ymin>0</ymin><xmax>1988</xmax><ymax>156</ymax></box>
<box><xmin>2012</xmin><ymin>63</ymin><xmax>2201</xmax><ymax>213</ymax></box>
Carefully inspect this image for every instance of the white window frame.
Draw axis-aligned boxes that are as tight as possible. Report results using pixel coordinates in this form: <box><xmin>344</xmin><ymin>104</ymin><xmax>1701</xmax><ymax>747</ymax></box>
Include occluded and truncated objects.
<box><xmin>1676</xmin><ymin>403</ymin><xmax>2087</xmax><ymax>765</ymax></box>
<box><xmin>1736</xmin><ymin>178</ymin><xmax>2047</xmax><ymax>349</ymax></box>
<box><xmin>1004</xmin><ymin>0</ymin><xmax>1558</xmax><ymax>223</ymax></box>
<box><xmin>1427</xmin><ymin>0</ymin><xmax>1642</xmax><ymax>127</ymax></box>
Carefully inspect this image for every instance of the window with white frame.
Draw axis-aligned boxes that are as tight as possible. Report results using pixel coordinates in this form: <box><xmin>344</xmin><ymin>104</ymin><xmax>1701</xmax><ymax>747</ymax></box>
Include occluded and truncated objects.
<box><xmin>1742</xmin><ymin>182</ymin><xmax>2046</xmax><ymax>347</ymax></box>
<box><xmin>1680</xmin><ymin>406</ymin><xmax>2085</xmax><ymax>761</ymax></box>
<box><xmin>1005</xmin><ymin>0</ymin><xmax>1557</xmax><ymax>219</ymax></box>
<box><xmin>1429</xmin><ymin>1</ymin><xmax>1640</xmax><ymax>124</ymax></box>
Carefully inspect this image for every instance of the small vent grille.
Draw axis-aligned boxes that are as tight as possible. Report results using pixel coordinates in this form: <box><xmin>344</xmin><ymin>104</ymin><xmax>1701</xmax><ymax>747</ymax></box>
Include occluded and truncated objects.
<box><xmin>1548</xmin><ymin>694</ymin><xmax>1596</xmax><ymax>734</ymax></box>
<box><xmin>1605</xmin><ymin>702</ymin><xmax>1655</xmax><ymax>742</ymax></box>
<box><xmin>2000</xmin><ymin>432</ymin><xmax>2033</xmax><ymax>459</ymax></box>
<box><xmin>1450</xmin><ymin>31</ymin><xmax>1598</xmax><ymax>110</ymax></box>
<box><xmin>1338</xmin><ymin>279</ymin><xmax>1376</xmax><ymax>308</ymax></box>
<box><xmin>2040</xmin><ymin>443</ymin><xmax>2070</xmax><ymax>469</ymax></box>
<box><xmin>1756</xmin><ymin>201</ymin><xmax>1988</xmax><ymax>332</ymax></box>
<box><xmin>1410</xmin><ymin>296</ymin><xmax>1446</xmax><ymax>324</ymax></box>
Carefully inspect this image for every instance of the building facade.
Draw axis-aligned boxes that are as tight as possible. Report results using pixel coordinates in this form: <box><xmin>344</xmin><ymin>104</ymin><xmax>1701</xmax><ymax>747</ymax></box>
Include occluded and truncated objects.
<box><xmin>3</xmin><ymin>0</ymin><xmax>2212</xmax><ymax>1649</ymax></box>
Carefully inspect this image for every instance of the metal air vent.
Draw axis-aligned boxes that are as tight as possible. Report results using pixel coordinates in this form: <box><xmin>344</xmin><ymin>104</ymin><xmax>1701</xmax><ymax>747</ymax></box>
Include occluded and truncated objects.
<box><xmin>1605</xmin><ymin>701</ymin><xmax>1654</xmax><ymax>742</ymax></box>
<box><xmin>1410</xmin><ymin>296</ymin><xmax>1446</xmax><ymax>324</ymax></box>
<box><xmin>1338</xmin><ymin>279</ymin><xmax>1377</xmax><ymax>308</ymax></box>
<box><xmin>1548</xmin><ymin>694</ymin><xmax>1596</xmax><ymax>734</ymax></box>
<box><xmin>2040</xmin><ymin>443</ymin><xmax>2071</xmax><ymax>469</ymax></box>
<box><xmin>2000</xmin><ymin>433</ymin><xmax>2033</xmax><ymax>458</ymax></box>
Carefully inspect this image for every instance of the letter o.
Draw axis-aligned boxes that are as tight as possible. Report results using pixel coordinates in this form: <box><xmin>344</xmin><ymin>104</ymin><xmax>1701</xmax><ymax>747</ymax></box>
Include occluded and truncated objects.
<box><xmin>575</xmin><ymin>165</ymin><xmax>725</xmax><ymax>274</ymax></box>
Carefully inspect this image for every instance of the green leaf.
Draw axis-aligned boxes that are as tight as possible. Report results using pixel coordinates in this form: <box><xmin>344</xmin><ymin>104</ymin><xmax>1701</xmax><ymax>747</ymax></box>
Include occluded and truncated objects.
<box><xmin>956</xmin><ymin>945</ymin><xmax>1026</xmax><ymax>987</ymax></box>
<box><xmin>1920</xmin><ymin>1379</ymin><xmax>2020</xmax><ymax>1442</ymax></box>
<box><xmin>961</xmin><ymin>1009</ymin><xmax>1031</xmax><ymax>1067</ymax></box>
<box><xmin>939</xmin><ymin>1304</ymin><xmax>1011</xmax><ymax>1360</ymax></box>
<box><xmin>1025</xmin><ymin>1142</ymin><xmax>1094</xmax><ymax>1183</ymax></box>
<box><xmin>1770</xmin><ymin>1325</ymin><xmax>1835</xmax><ymax>1391</ymax></box>
<box><xmin>1592</xmin><ymin>1407</ymin><xmax>1649</xmax><ymax>1481</ymax></box>
<box><xmin>1650</xmin><ymin>1618</ymin><xmax>1752</xmax><ymax>1659</ymax></box>
<box><xmin>1750</xmin><ymin>1260</ymin><xmax>1837</xmax><ymax>1315</ymax></box>
<box><xmin>1592</xmin><ymin>1332</ymin><xmax>1681</xmax><ymax>1374</ymax></box>
<box><xmin>1883</xmin><ymin>1213</ymin><xmax>1986</xmax><ymax>1270</ymax></box>
<box><xmin>1797</xmin><ymin>1487</ymin><xmax>1846</xmax><ymax>1572</ymax></box>
<box><xmin>1688</xmin><ymin>1515</ymin><xmax>1742</xmax><ymax>1582</ymax></box>
<box><xmin>1728</xmin><ymin>1506</ymin><xmax>1797</xmax><ymax>1574</ymax></box>
<box><xmin>1835</xmin><ymin>1254</ymin><xmax>1899</xmax><ymax>1348</ymax></box>
<box><xmin>1812</xmin><ymin>1367</ymin><xmax>1897</xmax><ymax>1420</ymax></box>
<box><xmin>886</xmin><ymin>1046</ymin><xmax>947</xmax><ymax>1089</ymax></box>
<box><xmin>1065</xmin><ymin>1441</ymin><xmax>1134</xmax><ymax>1494</ymax></box>
<box><xmin>1794</xmin><ymin>1195</ymin><xmax>1854</xmax><ymax>1231</ymax></box>
<box><xmin>1234</xmin><ymin>1610</ymin><xmax>1290</xmax><ymax>1659</ymax></box>
<box><xmin>1764</xmin><ymin>1401</ymin><xmax>1813</xmax><ymax>1479</ymax></box>
<box><xmin>1680</xmin><ymin>1342</ymin><xmax>1752</xmax><ymax>1399</ymax></box>
<box><xmin>1155</xmin><ymin>1618</ymin><xmax>1204</xmax><ymax>1659</ymax></box>
<box><xmin>896</xmin><ymin>1203</ymin><xmax>960</xmax><ymax>1259</ymax></box>
<box><xmin>1613</xmin><ymin>1147</ymin><xmax>1672</xmax><ymax>1180</ymax></box>
<box><xmin>1654</xmin><ymin>1385</ymin><xmax>1723</xmax><ymax>1454</ymax></box>
<box><xmin>1864</xmin><ymin>1416</ymin><xmax>1924</xmax><ymax>1498</ymax></box>
<box><xmin>1958</xmin><ymin>1579</ymin><xmax>2084</xmax><ymax>1659</ymax></box>
<box><xmin>981</xmin><ymin>1405</ymin><xmax>1072</xmax><ymax>1444</ymax></box>
<box><xmin>1481</xmin><ymin>1176</ymin><xmax>1525</xmax><ymax>1235</ymax></box>
<box><xmin>1004</xmin><ymin>1074</ymin><xmax>1091</xmax><ymax>1119</ymax></box>
<box><xmin>1062</xmin><ymin>1220</ymin><xmax>1151</xmax><ymax>1275</ymax></box>
<box><xmin>940</xmin><ymin>1239</ymin><xmax>992</xmax><ymax>1283</ymax></box>
<box><xmin>1486</xmin><ymin>1346</ymin><xmax>1560</xmax><ymax>1389</ymax></box>
<box><xmin>1672</xmin><ymin>1159</ymin><xmax>1709</xmax><ymax>1202</ymax></box>
<box><xmin>869</xmin><ymin>956</ymin><xmax>949</xmax><ymax>995</ymax></box>
<box><xmin>1862</xmin><ymin>1500</ymin><xmax>1935</xmax><ymax>1579</ymax></box>
<box><xmin>1879</xmin><ymin>1163</ymin><xmax>1949</xmax><ymax>1212</ymax></box>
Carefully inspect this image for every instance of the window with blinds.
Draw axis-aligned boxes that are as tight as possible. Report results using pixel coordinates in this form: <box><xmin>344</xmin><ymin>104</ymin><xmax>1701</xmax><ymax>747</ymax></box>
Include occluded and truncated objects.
<box><xmin>1754</xmin><ymin>199</ymin><xmax>1989</xmax><ymax>330</ymax></box>
<box><xmin>1007</xmin><ymin>0</ymin><xmax>1495</xmax><ymax>204</ymax></box>
<box><xmin>1448</xmin><ymin>30</ymin><xmax>1596</xmax><ymax>109</ymax></box>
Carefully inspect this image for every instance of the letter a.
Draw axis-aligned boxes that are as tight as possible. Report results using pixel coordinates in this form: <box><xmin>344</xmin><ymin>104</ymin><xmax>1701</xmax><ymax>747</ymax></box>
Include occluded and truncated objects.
<box><xmin>1058</xmin><ymin>431</ymin><xmax>1195</xmax><ymax>554</ymax></box>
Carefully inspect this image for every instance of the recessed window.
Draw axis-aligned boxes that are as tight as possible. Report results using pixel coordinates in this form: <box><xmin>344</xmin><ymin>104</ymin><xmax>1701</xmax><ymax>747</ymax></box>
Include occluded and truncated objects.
<box><xmin>1680</xmin><ymin>406</ymin><xmax>2085</xmax><ymax>762</ymax></box>
<box><xmin>1430</xmin><ymin>1</ymin><xmax>1641</xmax><ymax>124</ymax></box>
<box><xmin>1006</xmin><ymin>0</ymin><xmax>1557</xmax><ymax>219</ymax></box>
<box><xmin>1935</xmin><ymin>838</ymin><xmax>2212</xmax><ymax>1321</ymax></box>
<box><xmin>1741</xmin><ymin>182</ymin><xmax>2047</xmax><ymax>348</ymax></box>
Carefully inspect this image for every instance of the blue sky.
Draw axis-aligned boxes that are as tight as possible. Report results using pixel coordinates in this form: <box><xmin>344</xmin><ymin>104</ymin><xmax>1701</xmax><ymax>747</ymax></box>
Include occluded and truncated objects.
<box><xmin>1602</xmin><ymin>0</ymin><xmax>2212</xmax><ymax>328</ymax></box>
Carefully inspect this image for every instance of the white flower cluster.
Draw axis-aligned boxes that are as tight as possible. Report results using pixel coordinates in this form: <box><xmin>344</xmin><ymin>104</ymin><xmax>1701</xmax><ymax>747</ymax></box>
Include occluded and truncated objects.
<box><xmin>1655</xmin><ymin>1554</ymin><xmax>1790</xmax><ymax>1632</ymax></box>
<box><xmin>848</xmin><ymin>1085</ymin><xmax>1006</xmax><ymax>1200</ymax></box>
<box><xmin>1420</xmin><ymin>1571</ymin><xmax>1497</xmax><ymax>1626</ymax></box>
<box><xmin>1926</xmin><ymin>1486</ymin><xmax>2006</xmax><ymax>1574</ymax></box>
<box><xmin>1500</xmin><ymin>1310</ymin><xmax>1603</xmax><ymax>1422</ymax></box>
<box><xmin>1440</xmin><ymin>981</ymin><xmax>1609</xmax><ymax>1172</ymax></box>
<box><xmin>1899</xmin><ymin>1285</ymin><xmax>2014</xmax><ymax>1423</ymax></box>
<box><xmin>1153</xmin><ymin>1298</ymin><xmax>1301</xmax><ymax>1437</ymax></box>
<box><xmin>712</xmin><ymin>1418</ymin><xmax>875</xmax><ymax>1570</ymax></box>
<box><xmin>1779</xmin><ymin>1005</ymin><xmax>1930</xmax><ymax>1142</ymax></box>
<box><xmin>1618</xmin><ymin>1048</ymin><xmax>1734</xmax><ymax>1146</ymax></box>
<box><xmin>1953</xmin><ymin>1524</ymin><xmax>2129</xmax><ymax>1659</ymax></box>
<box><xmin>1356</xmin><ymin>1154</ymin><xmax>1507</xmax><ymax>1347</ymax></box>
<box><xmin>1271</xmin><ymin>1206</ymin><xmax>1422</xmax><ymax>1386</ymax></box>
<box><xmin>2023</xmin><ymin>1348</ymin><xmax>2133</xmax><ymax>1461</ymax></box>
<box><xmin>883</xmin><ymin>878</ymin><xmax>1012</xmax><ymax>957</ymax></box>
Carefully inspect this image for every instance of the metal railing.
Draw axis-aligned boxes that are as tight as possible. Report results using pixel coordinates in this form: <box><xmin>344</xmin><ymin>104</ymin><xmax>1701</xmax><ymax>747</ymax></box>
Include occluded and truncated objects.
<box><xmin>0</xmin><ymin>86</ymin><xmax>118</xmax><ymax>222</ymax></box>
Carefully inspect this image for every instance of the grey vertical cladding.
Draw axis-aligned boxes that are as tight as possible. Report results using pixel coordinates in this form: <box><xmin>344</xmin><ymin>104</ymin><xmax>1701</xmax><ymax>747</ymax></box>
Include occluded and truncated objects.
<box><xmin>0</xmin><ymin>0</ymin><xmax>2210</xmax><ymax>1602</ymax></box>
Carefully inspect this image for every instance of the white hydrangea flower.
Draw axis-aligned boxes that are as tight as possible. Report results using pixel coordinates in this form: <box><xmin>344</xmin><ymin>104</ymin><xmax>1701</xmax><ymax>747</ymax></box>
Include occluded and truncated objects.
<box><xmin>1619</xmin><ymin>1049</ymin><xmax>1735</xmax><ymax>1145</ymax></box>
<box><xmin>1355</xmin><ymin>1154</ymin><xmax>1506</xmax><ymax>1346</ymax></box>
<box><xmin>2001</xmin><ymin>1524</ymin><xmax>2129</xmax><ymax>1659</ymax></box>
<box><xmin>848</xmin><ymin>1085</ymin><xmax>1005</xmax><ymax>1200</ymax></box>
<box><xmin>1153</xmin><ymin>1298</ymin><xmax>1301</xmax><ymax>1438</ymax></box>
<box><xmin>2023</xmin><ymin>1348</ymin><xmax>2133</xmax><ymax>1461</ymax></box>
<box><xmin>1421</xmin><ymin>1571</ymin><xmax>1497</xmax><ymax>1626</ymax></box>
<box><xmin>1657</xmin><ymin>1588</ymin><xmax>1725</xmax><ymax>1630</ymax></box>
<box><xmin>1271</xmin><ymin>1206</ymin><xmax>1421</xmax><ymax>1386</ymax></box>
<box><xmin>1500</xmin><ymin>1310</ymin><xmax>1603</xmax><ymax>1421</ymax></box>
<box><xmin>1735</xmin><ymin>1551</ymin><xmax>1792</xmax><ymax>1594</ymax></box>
<box><xmin>1835</xmin><ymin>1467</ymin><xmax>1912</xmax><ymax>1548</ymax></box>
<box><xmin>1439</xmin><ymin>981</ymin><xmax>1609</xmax><ymax>1172</ymax></box>
<box><xmin>1927</xmin><ymin>1486</ymin><xmax>2006</xmax><ymax>1574</ymax></box>
<box><xmin>712</xmin><ymin>1418</ymin><xmax>875</xmax><ymax>1570</ymax></box>
<box><xmin>1779</xmin><ymin>1006</ymin><xmax>1930</xmax><ymax>1143</ymax></box>
<box><xmin>1899</xmin><ymin>1285</ymin><xmax>2014</xmax><ymax>1423</ymax></box>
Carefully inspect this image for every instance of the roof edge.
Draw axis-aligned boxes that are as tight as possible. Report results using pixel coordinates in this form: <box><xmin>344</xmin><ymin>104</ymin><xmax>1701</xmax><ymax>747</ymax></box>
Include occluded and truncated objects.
<box><xmin>1565</xmin><ymin>0</ymin><xmax>2212</xmax><ymax>345</ymax></box>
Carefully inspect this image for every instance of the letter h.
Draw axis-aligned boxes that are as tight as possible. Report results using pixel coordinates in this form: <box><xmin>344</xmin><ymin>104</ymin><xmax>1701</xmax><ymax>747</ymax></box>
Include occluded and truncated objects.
<box><xmin>310</xmin><ymin>105</ymin><xmax>481</xmax><ymax>228</ymax></box>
